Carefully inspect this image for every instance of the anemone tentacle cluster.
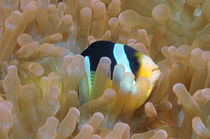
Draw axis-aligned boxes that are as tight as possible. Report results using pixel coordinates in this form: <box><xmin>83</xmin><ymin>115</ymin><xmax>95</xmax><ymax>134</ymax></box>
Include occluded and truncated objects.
<box><xmin>0</xmin><ymin>0</ymin><xmax>210</xmax><ymax>138</ymax></box>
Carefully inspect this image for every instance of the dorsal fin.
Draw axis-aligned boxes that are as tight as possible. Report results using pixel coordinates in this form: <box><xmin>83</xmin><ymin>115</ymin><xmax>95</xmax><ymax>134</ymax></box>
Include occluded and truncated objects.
<box><xmin>135</xmin><ymin>52</ymin><xmax>143</xmax><ymax>63</ymax></box>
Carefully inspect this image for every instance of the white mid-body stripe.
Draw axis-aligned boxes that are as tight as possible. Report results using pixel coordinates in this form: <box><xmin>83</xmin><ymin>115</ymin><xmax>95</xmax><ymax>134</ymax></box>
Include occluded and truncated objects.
<box><xmin>113</xmin><ymin>43</ymin><xmax>133</xmax><ymax>74</ymax></box>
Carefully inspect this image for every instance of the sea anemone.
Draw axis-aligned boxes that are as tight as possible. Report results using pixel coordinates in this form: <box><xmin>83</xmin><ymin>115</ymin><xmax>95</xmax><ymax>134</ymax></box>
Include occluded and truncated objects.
<box><xmin>0</xmin><ymin>0</ymin><xmax>209</xmax><ymax>138</ymax></box>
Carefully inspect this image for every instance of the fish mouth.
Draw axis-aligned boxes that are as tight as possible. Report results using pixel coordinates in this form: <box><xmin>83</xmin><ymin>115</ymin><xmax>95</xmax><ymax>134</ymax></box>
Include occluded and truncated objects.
<box><xmin>151</xmin><ymin>66</ymin><xmax>159</xmax><ymax>72</ymax></box>
<box><xmin>150</xmin><ymin>66</ymin><xmax>161</xmax><ymax>84</ymax></box>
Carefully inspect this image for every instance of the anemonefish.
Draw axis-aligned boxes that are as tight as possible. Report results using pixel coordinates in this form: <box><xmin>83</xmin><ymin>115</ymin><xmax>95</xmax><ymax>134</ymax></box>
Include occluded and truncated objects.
<box><xmin>81</xmin><ymin>41</ymin><xmax>160</xmax><ymax>106</ymax></box>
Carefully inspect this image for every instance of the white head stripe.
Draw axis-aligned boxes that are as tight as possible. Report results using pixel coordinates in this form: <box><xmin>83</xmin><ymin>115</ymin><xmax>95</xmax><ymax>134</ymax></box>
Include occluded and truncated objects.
<box><xmin>113</xmin><ymin>43</ymin><xmax>133</xmax><ymax>74</ymax></box>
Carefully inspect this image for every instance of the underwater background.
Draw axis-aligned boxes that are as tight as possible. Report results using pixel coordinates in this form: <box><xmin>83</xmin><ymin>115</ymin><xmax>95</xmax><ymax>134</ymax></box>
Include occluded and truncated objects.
<box><xmin>0</xmin><ymin>0</ymin><xmax>210</xmax><ymax>138</ymax></box>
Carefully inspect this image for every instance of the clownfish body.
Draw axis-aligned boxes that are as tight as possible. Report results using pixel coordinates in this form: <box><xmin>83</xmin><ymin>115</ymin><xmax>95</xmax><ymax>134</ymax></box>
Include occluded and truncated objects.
<box><xmin>81</xmin><ymin>41</ymin><xmax>140</xmax><ymax>78</ymax></box>
<box><xmin>81</xmin><ymin>41</ymin><xmax>160</xmax><ymax>106</ymax></box>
